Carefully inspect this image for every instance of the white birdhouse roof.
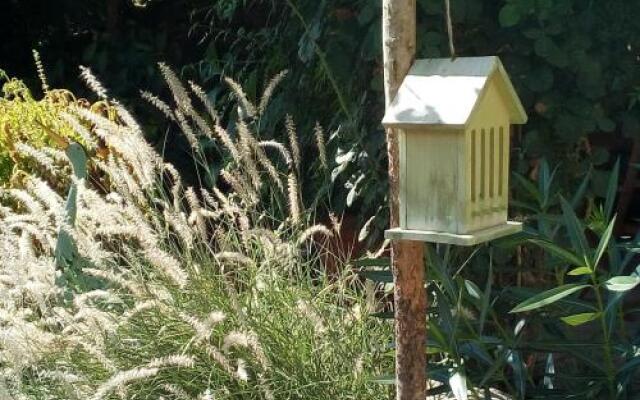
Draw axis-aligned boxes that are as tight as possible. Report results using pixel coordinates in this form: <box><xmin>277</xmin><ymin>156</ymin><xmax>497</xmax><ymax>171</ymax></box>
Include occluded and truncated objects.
<box><xmin>382</xmin><ymin>56</ymin><xmax>528</xmax><ymax>129</ymax></box>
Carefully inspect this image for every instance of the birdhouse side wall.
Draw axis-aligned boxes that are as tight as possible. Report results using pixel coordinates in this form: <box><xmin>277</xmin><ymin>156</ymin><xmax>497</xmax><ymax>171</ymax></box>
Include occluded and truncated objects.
<box><xmin>464</xmin><ymin>74</ymin><xmax>512</xmax><ymax>232</ymax></box>
<box><xmin>399</xmin><ymin>128</ymin><xmax>467</xmax><ymax>233</ymax></box>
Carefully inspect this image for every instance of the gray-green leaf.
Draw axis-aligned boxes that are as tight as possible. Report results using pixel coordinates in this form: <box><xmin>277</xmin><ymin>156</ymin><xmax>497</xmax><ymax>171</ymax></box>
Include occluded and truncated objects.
<box><xmin>510</xmin><ymin>284</ymin><xmax>590</xmax><ymax>313</ymax></box>
<box><xmin>560</xmin><ymin>312</ymin><xmax>600</xmax><ymax>326</ymax></box>
<box><xmin>604</xmin><ymin>276</ymin><xmax>640</xmax><ymax>292</ymax></box>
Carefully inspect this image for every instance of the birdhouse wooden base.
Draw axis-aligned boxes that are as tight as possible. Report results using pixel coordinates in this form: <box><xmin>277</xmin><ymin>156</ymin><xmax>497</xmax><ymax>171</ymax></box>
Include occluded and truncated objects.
<box><xmin>385</xmin><ymin>221</ymin><xmax>522</xmax><ymax>246</ymax></box>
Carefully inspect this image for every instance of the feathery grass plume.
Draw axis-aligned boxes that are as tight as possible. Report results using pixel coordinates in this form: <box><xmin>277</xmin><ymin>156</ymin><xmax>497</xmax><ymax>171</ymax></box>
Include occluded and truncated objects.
<box><xmin>5</xmin><ymin>188</ymin><xmax>45</xmax><ymax>215</ymax></box>
<box><xmin>215</xmin><ymin>252</ymin><xmax>253</xmax><ymax>267</ymax></box>
<box><xmin>158</xmin><ymin>62</ymin><xmax>194</xmax><ymax>114</ymax></box>
<box><xmin>32</xmin><ymin>50</ymin><xmax>49</xmax><ymax>94</ymax></box>
<box><xmin>259</xmin><ymin>140</ymin><xmax>293</xmax><ymax>166</ymax></box>
<box><xmin>140</xmin><ymin>91</ymin><xmax>176</xmax><ymax>121</ymax></box>
<box><xmin>142</xmin><ymin>248</ymin><xmax>188</xmax><ymax>288</ymax></box>
<box><xmin>200</xmin><ymin>188</ymin><xmax>218</xmax><ymax>209</ymax></box>
<box><xmin>162</xmin><ymin>384</ymin><xmax>191</xmax><ymax>400</ymax></box>
<box><xmin>26</xmin><ymin>176</ymin><xmax>64</xmax><ymax>210</ymax></box>
<box><xmin>212</xmin><ymin>187</ymin><xmax>237</xmax><ymax>217</ymax></box>
<box><xmin>236</xmin><ymin>121</ymin><xmax>264</xmax><ymax>191</ymax></box>
<box><xmin>214</xmin><ymin>121</ymin><xmax>241</xmax><ymax>163</ymax></box>
<box><xmin>179</xmin><ymin>311</ymin><xmax>225</xmax><ymax>343</ymax></box>
<box><xmin>222</xmin><ymin>331</ymin><xmax>269</xmax><ymax>368</ymax></box>
<box><xmin>328</xmin><ymin>212</ymin><xmax>342</xmax><ymax>233</ymax></box>
<box><xmin>91</xmin><ymin>367</ymin><xmax>160</xmax><ymax>400</ymax></box>
<box><xmin>41</xmin><ymin>146</ymin><xmax>70</xmax><ymax>165</ymax></box>
<box><xmin>163</xmin><ymin>163</ymin><xmax>183</xmax><ymax>211</ymax></box>
<box><xmin>202</xmin><ymin>343</ymin><xmax>241</xmax><ymax>379</ymax></box>
<box><xmin>297</xmin><ymin>224</ymin><xmax>333</xmax><ymax>245</ymax></box>
<box><xmin>286</xmin><ymin>115</ymin><xmax>301</xmax><ymax>171</ymax></box>
<box><xmin>163</xmin><ymin>209</ymin><xmax>194</xmax><ymax>249</ymax></box>
<box><xmin>146</xmin><ymin>355</ymin><xmax>195</xmax><ymax>368</ymax></box>
<box><xmin>79</xmin><ymin>66</ymin><xmax>108</xmax><ymax>100</ymax></box>
<box><xmin>221</xmin><ymin>169</ymin><xmax>257</xmax><ymax>205</ymax></box>
<box><xmin>59</xmin><ymin>112</ymin><xmax>98</xmax><ymax>150</ymax></box>
<box><xmin>314</xmin><ymin>122</ymin><xmax>328</xmax><ymax>169</ymax></box>
<box><xmin>175</xmin><ymin>110</ymin><xmax>200</xmax><ymax>150</ymax></box>
<box><xmin>188</xmin><ymin>80</ymin><xmax>218</xmax><ymax>121</ymax></box>
<box><xmin>238</xmin><ymin>122</ymin><xmax>283</xmax><ymax>192</ymax></box>
<box><xmin>15</xmin><ymin>143</ymin><xmax>60</xmax><ymax>176</ymax></box>
<box><xmin>258</xmin><ymin>70</ymin><xmax>288</xmax><ymax>115</ymax></box>
<box><xmin>190</xmin><ymin>110</ymin><xmax>218</xmax><ymax>142</ymax></box>
<box><xmin>185</xmin><ymin>187</ymin><xmax>207</xmax><ymax>237</ymax></box>
<box><xmin>119</xmin><ymin>300</ymin><xmax>159</xmax><ymax>324</ymax></box>
<box><xmin>287</xmin><ymin>172</ymin><xmax>301</xmax><ymax>224</ymax></box>
<box><xmin>224</xmin><ymin>77</ymin><xmax>257</xmax><ymax>119</ymax></box>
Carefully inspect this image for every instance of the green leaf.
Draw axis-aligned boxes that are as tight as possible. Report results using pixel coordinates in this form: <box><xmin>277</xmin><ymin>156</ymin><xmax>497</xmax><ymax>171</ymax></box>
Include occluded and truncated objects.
<box><xmin>570</xmin><ymin>167</ymin><xmax>592</xmax><ymax>208</ymax></box>
<box><xmin>499</xmin><ymin>4</ymin><xmax>521</xmax><ymax>27</ymax></box>
<box><xmin>513</xmin><ymin>172</ymin><xmax>541</xmax><ymax>204</ymax></box>
<box><xmin>464</xmin><ymin>279</ymin><xmax>482</xmax><ymax>300</ymax></box>
<box><xmin>604</xmin><ymin>276</ymin><xmax>640</xmax><ymax>292</ymax></box>
<box><xmin>604</xmin><ymin>159</ymin><xmax>620</xmax><ymax>219</ymax></box>
<box><xmin>560</xmin><ymin>197</ymin><xmax>590</xmax><ymax>264</ymax></box>
<box><xmin>529</xmin><ymin>239</ymin><xmax>587</xmax><ymax>268</ymax></box>
<box><xmin>372</xmin><ymin>375</ymin><xmax>395</xmax><ymax>385</ymax></box>
<box><xmin>593</xmin><ymin>216</ymin><xmax>616</xmax><ymax>268</ymax></box>
<box><xmin>567</xmin><ymin>266</ymin><xmax>592</xmax><ymax>276</ymax></box>
<box><xmin>560</xmin><ymin>312</ymin><xmax>600</xmax><ymax>326</ymax></box>
<box><xmin>510</xmin><ymin>284</ymin><xmax>590</xmax><ymax>313</ymax></box>
<box><xmin>358</xmin><ymin>269</ymin><xmax>393</xmax><ymax>283</ymax></box>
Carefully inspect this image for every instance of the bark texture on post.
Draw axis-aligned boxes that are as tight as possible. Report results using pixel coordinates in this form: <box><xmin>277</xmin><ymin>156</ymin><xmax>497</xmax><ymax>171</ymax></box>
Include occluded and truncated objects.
<box><xmin>382</xmin><ymin>1</ymin><xmax>427</xmax><ymax>400</ymax></box>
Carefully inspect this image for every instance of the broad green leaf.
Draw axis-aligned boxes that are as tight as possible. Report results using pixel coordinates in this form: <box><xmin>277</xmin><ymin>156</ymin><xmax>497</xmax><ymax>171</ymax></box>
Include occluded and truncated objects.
<box><xmin>560</xmin><ymin>196</ymin><xmax>590</xmax><ymax>265</ymax></box>
<box><xmin>529</xmin><ymin>239</ymin><xmax>587</xmax><ymax>268</ymax></box>
<box><xmin>570</xmin><ymin>167</ymin><xmax>592</xmax><ymax>208</ymax></box>
<box><xmin>464</xmin><ymin>279</ymin><xmax>482</xmax><ymax>300</ymax></box>
<box><xmin>567</xmin><ymin>266</ymin><xmax>592</xmax><ymax>276</ymax></box>
<box><xmin>358</xmin><ymin>269</ymin><xmax>393</xmax><ymax>283</ymax></box>
<box><xmin>499</xmin><ymin>4</ymin><xmax>521</xmax><ymax>27</ymax></box>
<box><xmin>604</xmin><ymin>159</ymin><xmax>620</xmax><ymax>219</ymax></box>
<box><xmin>604</xmin><ymin>276</ymin><xmax>640</xmax><ymax>292</ymax></box>
<box><xmin>512</xmin><ymin>173</ymin><xmax>541</xmax><ymax>204</ymax></box>
<box><xmin>560</xmin><ymin>312</ymin><xmax>600</xmax><ymax>326</ymax></box>
<box><xmin>593</xmin><ymin>216</ymin><xmax>616</xmax><ymax>268</ymax></box>
<box><xmin>510</xmin><ymin>284</ymin><xmax>590</xmax><ymax>313</ymax></box>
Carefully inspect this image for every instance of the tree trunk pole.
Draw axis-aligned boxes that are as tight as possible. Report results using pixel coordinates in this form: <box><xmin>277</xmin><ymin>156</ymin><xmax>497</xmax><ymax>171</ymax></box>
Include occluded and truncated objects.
<box><xmin>382</xmin><ymin>1</ymin><xmax>427</xmax><ymax>400</ymax></box>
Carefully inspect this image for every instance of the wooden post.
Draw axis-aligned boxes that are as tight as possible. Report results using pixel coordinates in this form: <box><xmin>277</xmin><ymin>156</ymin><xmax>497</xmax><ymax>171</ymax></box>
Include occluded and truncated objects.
<box><xmin>382</xmin><ymin>1</ymin><xmax>427</xmax><ymax>400</ymax></box>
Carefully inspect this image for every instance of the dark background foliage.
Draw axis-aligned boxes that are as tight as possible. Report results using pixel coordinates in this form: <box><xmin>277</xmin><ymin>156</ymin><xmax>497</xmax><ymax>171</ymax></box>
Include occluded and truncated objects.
<box><xmin>3</xmin><ymin>0</ymin><xmax>640</xmax><ymax>238</ymax></box>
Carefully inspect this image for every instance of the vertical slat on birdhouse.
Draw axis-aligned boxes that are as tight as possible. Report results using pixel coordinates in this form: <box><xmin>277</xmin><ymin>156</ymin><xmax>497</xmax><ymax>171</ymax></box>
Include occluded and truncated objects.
<box><xmin>473</xmin><ymin>129</ymin><xmax>483</xmax><ymax>229</ymax></box>
<box><xmin>500</xmin><ymin>126</ymin><xmax>509</xmax><ymax>213</ymax></box>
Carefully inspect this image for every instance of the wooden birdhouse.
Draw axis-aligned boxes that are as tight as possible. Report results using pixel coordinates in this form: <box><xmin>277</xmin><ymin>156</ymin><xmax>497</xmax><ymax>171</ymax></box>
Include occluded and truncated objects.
<box><xmin>383</xmin><ymin>56</ymin><xmax>527</xmax><ymax>246</ymax></box>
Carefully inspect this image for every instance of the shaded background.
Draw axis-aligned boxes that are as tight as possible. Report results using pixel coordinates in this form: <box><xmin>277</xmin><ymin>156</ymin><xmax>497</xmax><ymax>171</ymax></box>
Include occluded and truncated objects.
<box><xmin>2</xmin><ymin>0</ymin><xmax>640</xmax><ymax>239</ymax></box>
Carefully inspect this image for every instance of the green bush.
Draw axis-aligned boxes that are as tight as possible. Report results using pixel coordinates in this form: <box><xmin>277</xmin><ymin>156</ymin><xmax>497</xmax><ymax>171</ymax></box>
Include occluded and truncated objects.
<box><xmin>0</xmin><ymin>69</ymin><xmax>110</xmax><ymax>187</ymax></box>
<box><xmin>362</xmin><ymin>161</ymin><xmax>640</xmax><ymax>399</ymax></box>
